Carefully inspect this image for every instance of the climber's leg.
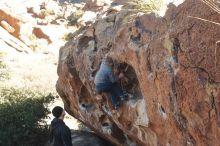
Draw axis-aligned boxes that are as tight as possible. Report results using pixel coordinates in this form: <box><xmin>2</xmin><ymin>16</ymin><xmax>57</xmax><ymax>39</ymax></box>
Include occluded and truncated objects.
<box><xmin>110</xmin><ymin>83</ymin><xmax>125</xmax><ymax>102</ymax></box>
<box><xmin>108</xmin><ymin>93</ymin><xmax>119</xmax><ymax>109</ymax></box>
<box><xmin>95</xmin><ymin>83</ymin><xmax>119</xmax><ymax>109</ymax></box>
<box><xmin>95</xmin><ymin>83</ymin><xmax>111</xmax><ymax>93</ymax></box>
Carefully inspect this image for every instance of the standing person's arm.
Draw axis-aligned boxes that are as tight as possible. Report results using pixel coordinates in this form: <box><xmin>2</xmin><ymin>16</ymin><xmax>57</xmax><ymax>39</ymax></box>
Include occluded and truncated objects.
<box><xmin>61</xmin><ymin>126</ymin><xmax>73</xmax><ymax>146</ymax></box>
<box><xmin>49</xmin><ymin>125</ymin><xmax>54</xmax><ymax>143</ymax></box>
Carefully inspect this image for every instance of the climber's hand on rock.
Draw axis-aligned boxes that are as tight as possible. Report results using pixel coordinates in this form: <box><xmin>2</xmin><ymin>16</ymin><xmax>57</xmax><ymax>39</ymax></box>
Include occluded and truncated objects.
<box><xmin>118</xmin><ymin>72</ymin><xmax>124</xmax><ymax>79</ymax></box>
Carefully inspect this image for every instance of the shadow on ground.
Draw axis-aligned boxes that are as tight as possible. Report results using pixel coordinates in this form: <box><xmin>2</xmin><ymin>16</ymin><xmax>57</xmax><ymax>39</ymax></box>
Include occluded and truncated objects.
<box><xmin>71</xmin><ymin>130</ymin><xmax>115</xmax><ymax>146</ymax></box>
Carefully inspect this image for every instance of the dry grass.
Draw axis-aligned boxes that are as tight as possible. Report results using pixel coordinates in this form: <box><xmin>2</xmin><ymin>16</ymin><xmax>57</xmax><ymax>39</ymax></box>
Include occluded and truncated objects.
<box><xmin>188</xmin><ymin>0</ymin><xmax>220</xmax><ymax>26</ymax></box>
<box><xmin>127</xmin><ymin>0</ymin><xmax>165</xmax><ymax>13</ymax></box>
<box><xmin>187</xmin><ymin>16</ymin><xmax>220</xmax><ymax>26</ymax></box>
<box><xmin>202</xmin><ymin>0</ymin><xmax>220</xmax><ymax>14</ymax></box>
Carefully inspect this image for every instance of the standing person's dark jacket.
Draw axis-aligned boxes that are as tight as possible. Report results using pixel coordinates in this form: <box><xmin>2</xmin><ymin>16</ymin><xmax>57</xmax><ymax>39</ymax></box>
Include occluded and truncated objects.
<box><xmin>50</xmin><ymin>118</ymin><xmax>72</xmax><ymax>146</ymax></box>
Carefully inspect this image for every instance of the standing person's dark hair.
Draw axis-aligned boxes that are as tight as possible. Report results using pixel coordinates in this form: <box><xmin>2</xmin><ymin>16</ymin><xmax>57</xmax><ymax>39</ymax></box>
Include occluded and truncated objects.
<box><xmin>49</xmin><ymin>106</ymin><xmax>72</xmax><ymax>146</ymax></box>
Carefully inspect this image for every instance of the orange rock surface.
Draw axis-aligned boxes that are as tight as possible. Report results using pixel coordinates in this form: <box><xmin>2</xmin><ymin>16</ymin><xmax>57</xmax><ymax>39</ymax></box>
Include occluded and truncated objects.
<box><xmin>57</xmin><ymin>0</ymin><xmax>220</xmax><ymax>145</ymax></box>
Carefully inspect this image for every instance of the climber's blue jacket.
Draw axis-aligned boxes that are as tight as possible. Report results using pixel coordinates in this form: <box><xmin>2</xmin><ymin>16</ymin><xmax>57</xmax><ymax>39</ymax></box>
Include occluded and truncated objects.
<box><xmin>94</xmin><ymin>62</ymin><xmax>118</xmax><ymax>84</ymax></box>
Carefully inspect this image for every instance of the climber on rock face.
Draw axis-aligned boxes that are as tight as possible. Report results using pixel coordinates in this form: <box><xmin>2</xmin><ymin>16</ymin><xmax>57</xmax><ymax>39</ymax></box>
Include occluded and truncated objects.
<box><xmin>94</xmin><ymin>55</ymin><xmax>126</xmax><ymax>109</ymax></box>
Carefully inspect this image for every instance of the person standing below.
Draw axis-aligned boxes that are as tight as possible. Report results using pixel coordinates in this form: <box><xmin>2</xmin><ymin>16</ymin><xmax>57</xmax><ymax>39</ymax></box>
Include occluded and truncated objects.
<box><xmin>94</xmin><ymin>55</ymin><xmax>126</xmax><ymax>109</ymax></box>
<box><xmin>49</xmin><ymin>106</ymin><xmax>73</xmax><ymax>146</ymax></box>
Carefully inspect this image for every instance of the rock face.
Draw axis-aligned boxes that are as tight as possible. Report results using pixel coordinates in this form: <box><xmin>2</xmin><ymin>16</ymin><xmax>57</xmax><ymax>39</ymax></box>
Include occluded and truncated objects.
<box><xmin>56</xmin><ymin>0</ymin><xmax>220</xmax><ymax>145</ymax></box>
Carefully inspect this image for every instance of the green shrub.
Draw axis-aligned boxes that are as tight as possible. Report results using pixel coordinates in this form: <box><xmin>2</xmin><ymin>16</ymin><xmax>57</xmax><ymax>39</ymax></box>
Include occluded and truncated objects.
<box><xmin>67</xmin><ymin>9</ymin><xmax>84</xmax><ymax>26</ymax></box>
<box><xmin>62</xmin><ymin>32</ymin><xmax>73</xmax><ymax>41</ymax></box>
<box><xmin>0</xmin><ymin>87</ymin><xmax>54</xmax><ymax>146</ymax></box>
<box><xmin>0</xmin><ymin>52</ymin><xmax>10</xmax><ymax>80</ymax></box>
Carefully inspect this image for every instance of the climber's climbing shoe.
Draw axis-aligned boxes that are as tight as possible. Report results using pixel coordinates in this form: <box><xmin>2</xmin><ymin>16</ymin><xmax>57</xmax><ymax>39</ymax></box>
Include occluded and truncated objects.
<box><xmin>120</xmin><ymin>96</ymin><xmax>126</xmax><ymax>102</ymax></box>
<box><xmin>123</xmin><ymin>91</ymin><xmax>128</xmax><ymax>97</ymax></box>
<box><xmin>125</xmin><ymin>93</ymin><xmax>134</xmax><ymax>100</ymax></box>
<box><xmin>120</xmin><ymin>93</ymin><xmax>130</xmax><ymax>102</ymax></box>
<box><xmin>113</xmin><ymin>102</ymin><xmax>120</xmax><ymax>110</ymax></box>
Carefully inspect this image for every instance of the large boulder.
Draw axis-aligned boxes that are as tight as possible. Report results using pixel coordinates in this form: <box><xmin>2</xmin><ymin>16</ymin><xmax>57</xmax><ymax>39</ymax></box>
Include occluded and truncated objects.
<box><xmin>56</xmin><ymin>0</ymin><xmax>220</xmax><ymax>145</ymax></box>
